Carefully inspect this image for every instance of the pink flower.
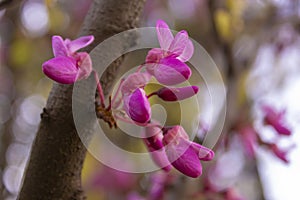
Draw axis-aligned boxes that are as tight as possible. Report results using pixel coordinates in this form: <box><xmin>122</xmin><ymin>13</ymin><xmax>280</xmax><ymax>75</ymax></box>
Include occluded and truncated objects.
<box><xmin>269</xmin><ymin>143</ymin><xmax>291</xmax><ymax>163</ymax></box>
<box><xmin>42</xmin><ymin>35</ymin><xmax>94</xmax><ymax>84</ymax></box>
<box><xmin>145</xmin><ymin>20</ymin><xmax>194</xmax><ymax>85</ymax></box>
<box><xmin>89</xmin><ymin>166</ymin><xmax>137</xmax><ymax>192</ymax></box>
<box><xmin>156</xmin><ymin>86</ymin><xmax>199</xmax><ymax>101</ymax></box>
<box><xmin>121</xmin><ymin>72</ymin><xmax>152</xmax><ymax>96</ymax></box>
<box><xmin>262</xmin><ymin>105</ymin><xmax>292</xmax><ymax>136</ymax></box>
<box><xmin>143</xmin><ymin>126</ymin><xmax>172</xmax><ymax>172</ymax></box>
<box><xmin>148</xmin><ymin>172</ymin><xmax>170</xmax><ymax>200</ymax></box>
<box><xmin>123</xmin><ymin>88</ymin><xmax>151</xmax><ymax>124</ymax></box>
<box><xmin>162</xmin><ymin>126</ymin><xmax>214</xmax><ymax>178</ymax></box>
<box><xmin>238</xmin><ymin>126</ymin><xmax>258</xmax><ymax>158</ymax></box>
<box><xmin>121</xmin><ymin>72</ymin><xmax>152</xmax><ymax>124</ymax></box>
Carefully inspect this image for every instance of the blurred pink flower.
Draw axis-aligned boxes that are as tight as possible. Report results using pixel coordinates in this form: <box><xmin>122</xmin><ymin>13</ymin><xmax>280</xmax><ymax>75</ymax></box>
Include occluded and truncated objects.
<box><xmin>148</xmin><ymin>172</ymin><xmax>170</xmax><ymax>200</ymax></box>
<box><xmin>42</xmin><ymin>35</ymin><xmax>94</xmax><ymax>84</ymax></box>
<box><xmin>162</xmin><ymin>125</ymin><xmax>214</xmax><ymax>178</ymax></box>
<box><xmin>268</xmin><ymin>143</ymin><xmax>293</xmax><ymax>164</ymax></box>
<box><xmin>145</xmin><ymin>20</ymin><xmax>193</xmax><ymax>85</ymax></box>
<box><xmin>121</xmin><ymin>72</ymin><xmax>152</xmax><ymax>96</ymax></box>
<box><xmin>239</xmin><ymin>126</ymin><xmax>258</xmax><ymax>158</ymax></box>
<box><xmin>262</xmin><ymin>105</ymin><xmax>292</xmax><ymax>136</ymax></box>
<box><xmin>89</xmin><ymin>166</ymin><xmax>137</xmax><ymax>192</ymax></box>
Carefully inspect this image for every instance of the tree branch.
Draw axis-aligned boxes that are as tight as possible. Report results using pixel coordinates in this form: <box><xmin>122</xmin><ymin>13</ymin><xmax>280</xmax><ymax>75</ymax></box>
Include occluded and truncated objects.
<box><xmin>0</xmin><ymin>0</ymin><xmax>21</xmax><ymax>10</ymax></box>
<box><xmin>18</xmin><ymin>0</ymin><xmax>145</xmax><ymax>199</ymax></box>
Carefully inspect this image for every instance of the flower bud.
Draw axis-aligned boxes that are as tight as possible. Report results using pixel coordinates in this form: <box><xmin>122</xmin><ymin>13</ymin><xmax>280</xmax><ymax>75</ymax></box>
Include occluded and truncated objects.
<box><xmin>157</xmin><ymin>86</ymin><xmax>199</xmax><ymax>101</ymax></box>
<box><xmin>123</xmin><ymin>88</ymin><xmax>151</xmax><ymax>124</ymax></box>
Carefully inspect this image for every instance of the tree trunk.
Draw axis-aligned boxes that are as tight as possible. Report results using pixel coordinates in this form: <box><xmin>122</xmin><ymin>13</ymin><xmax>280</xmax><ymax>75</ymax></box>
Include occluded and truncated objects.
<box><xmin>18</xmin><ymin>0</ymin><xmax>145</xmax><ymax>199</ymax></box>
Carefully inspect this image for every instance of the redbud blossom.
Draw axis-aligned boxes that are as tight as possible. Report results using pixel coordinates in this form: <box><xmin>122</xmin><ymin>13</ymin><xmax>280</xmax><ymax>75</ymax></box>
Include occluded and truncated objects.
<box><xmin>121</xmin><ymin>72</ymin><xmax>151</xmax><ymax>96</ymax></box>
<box><xmin>90</xmin><ymin>166</ymin><xmax>137</xmax><ymax>192</ymax></box>
<box><xmin>262</xmin><ymin>105</ymin><xmax>292</xmax><ymax>136</ymax></box>
<box><xmin>162</xmin><ymin>126</ymin><xmax>214</xmax><ymax>178</ymax></box>
<box><xmin>145</xmin><ymin>20</ymin><xmax>193</xmax><ymax>85</ymax></box>
<box><xmin>269</xmin><ymin>143</ymin><xmax>290</xmax><ymax>163</ymax></box>
<box><xmin>157</xmin><ymin>86</ymin><xmax>199</xmax><ymax>101</ymax></box>
<box><xmin>42</xmin><ymin>35</ymin><xmax>94</xmax><ymax>84</ymax></box>
<box><xmin>148</xmin><ymin>172</ymin><xmax>170</xmax><ymax>200</ymax></box>
<box><xmin>123</xmin><ymin>88</ymin><xmax>151</xmax><ymax>124</ymax></box>
<box><xmin>239</xmin><ymin>126</ymin><xmax>258</xmax><ymax>158</ymax></box>
<box><xmin>143</xmin><ymin>126</ymin><xmax>172</xmax><ymax>172</ymax></box>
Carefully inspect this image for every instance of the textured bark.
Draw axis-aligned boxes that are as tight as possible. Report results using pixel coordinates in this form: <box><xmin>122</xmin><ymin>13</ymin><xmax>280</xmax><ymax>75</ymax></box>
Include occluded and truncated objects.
<box><xmin>18</xmin><ymin>0</ymin><xmax>145</xmax><ymax>199</ymax></box>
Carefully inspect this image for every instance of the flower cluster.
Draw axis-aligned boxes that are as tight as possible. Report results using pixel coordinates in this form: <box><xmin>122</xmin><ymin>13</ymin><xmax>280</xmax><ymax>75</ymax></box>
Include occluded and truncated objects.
<box><xmin>41</xmin><ymin>20</ymin><xmax>214</xmax><ymax>178</ymax></box>
<box><xmin>237</xmin><ymin>105</ymin><xmax>293</xmax><ymax>163</ymax></box>
<box><xmin>144</xmin><ymin>125</ymin><xmax>214</xmax><ymax>178</ymax></box>
<box><xmin>114</xmin><ymin>20</ymin><xmax>213</xmax><ymax>177</ymax></box>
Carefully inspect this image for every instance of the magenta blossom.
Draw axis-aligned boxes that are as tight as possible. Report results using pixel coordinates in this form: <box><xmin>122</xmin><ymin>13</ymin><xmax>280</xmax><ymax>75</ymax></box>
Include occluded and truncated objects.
<box><xmin>268</xmin><ymin>143</ymin><xmax>292</xmax><ymax>163</ymax></box>
<box><xmin>143</xmin><ymin>126</ymin><xmax>172</xmax><ymax>172</ymax></box>
<box><xmin>148</xmin><ymin>172</ymin><xmax>170</xmax><ymax>200</ymax></box>
<box><xmin>123</xmin><ymin>88</ymin><xmax>151</xmax><ymax>124</ymax></box>
<box><xmin>156</xmin><ymin>86</ymin><xmax>199</xmax><ymax>101</ymax></box>
<box><xmin>145</xmin><ymin>20</ymin><xmax>194</xmax><ymax>85</ymax></box>
<box><xmin>89</xmin><ymin>165</ymin><xmax>137</xmax><ymax>192</ymax></box>
<box><xmin>238</xmin><ymin>126</ymin><xmax>258</xmax><ymax>158</ymax></box>
<box><xmin>262</xmin><ymin>105</ymin><xmax>292</xmax><ymax>136</ymax></box>
<box><xmin>162</xmin><ymin>125</ymin><xmax>214</xmax><ymax>178</ymax></box>
<box><xmin>121</xmin><ymin>72</ymin><xmax>152</xmax><ymax>96</ymax></box>
<box><xmin>121</xmin><ymin>72</ymin><xmax>152</xmax><ymax>124</ymax></box>
<box><xmin>42</xmin><ymin>35</ymin><xmax>94</xmax><ymax>84</ymax></box>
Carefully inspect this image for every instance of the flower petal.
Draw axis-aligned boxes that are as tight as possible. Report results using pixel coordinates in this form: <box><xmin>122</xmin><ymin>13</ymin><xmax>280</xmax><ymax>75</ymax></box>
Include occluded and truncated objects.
<box><xmin>143</xmin><ymin>127</ymin><xmax>172</xmax><ymax>171</ymax></box>
<box><xmin>262</xmin><ymin>105</ymin><xmax>292</xmax><ymax>136</ymax></box>
<box><xmin>154</xmin><ymin>57</ymin><xmax>191</xmax><ymax>85</ymax></box>
<box><xmin>270</xmin><ymin>144</ymin><xmax>289</xmax><ymax>163</ymax></box>
<box><xmin>177</xmin><ymin>39</ymin><xmax>194</xmax><ymax>62</ymax></box>
<box><xmin>42</xmin><ymin>56</ymin><xmax>78</xmax><ymax>84</ymax></box>
<box><xmin>165</xmin><ymin>137</ymin><xmax>202</xmax><ymax>178</ymax></box>
<box><xmin>168</xmin><ymin>30</ymin><xmax>189</xmax><ymax>57</ymax></box>
<box><xmin>121</xmin><ymin>72</ymin><xmax>152</xmax><ymax>95</ymax></box>
<box><xmin>239</xmin><ymin>126</ymin><xmax>257</xmax><ymax>158</ymax></box>
<box><xmin>272</xmin><ymin>123</ymin><xmax>292</xmax><ymax>136</ymax></box>
<box><xmin>148</xmin><ymin>146</ymin><xmax>172</xmax><ymax>172</ymax></box>
<box><xmin>75</xmin><ymin>52</ymin><xmax>93</xmax><ymax>80</ymax></box>
<box><xmin>191</xmin><ymin>142</ymin><xmax>214</xmax><ymax>161</ymax></box>
<box><xmin>123</xmin><ymin>88</ymin><xmax>151</xmax><ymax>124</ymax></box>
<box><xmin>67</xmin><ymin>35</ymin><xmax>94</xmax><ymax>53</ymax></box>
<box><xmin>143</xmin><ymin>127</ymin><xmax>164</xmax><ymax>148</ymax></box>
<box><xmin>156</xmin><ymin>19</ymin><xmax>174</xmax><ymax>50</ymax></box>
<box><xmin>52</xmin><ymin>35</ymin><xmax>68</xmax><ymax>57</ymax></box>
<box><xmin>162</xmin><ymin>125</ymin><xmax>189</xmax><ymax>145</ymax></box>
<box><xmin>145</xmin><ymin>48</ymin><xmax>165</xmax><ymax>64</ymax></box>
<box><xmin>157</xmin><ymin>86</ymin><xmax>199</xmax><ymax>101</ymax></box>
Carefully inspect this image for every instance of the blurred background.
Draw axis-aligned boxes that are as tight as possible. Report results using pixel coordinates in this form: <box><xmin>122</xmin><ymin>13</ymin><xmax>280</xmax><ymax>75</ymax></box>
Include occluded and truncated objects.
<box><xmin>0</xmin><ymin>0</ymin><xmax>300</xmax><ymax>199</ymax></box>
